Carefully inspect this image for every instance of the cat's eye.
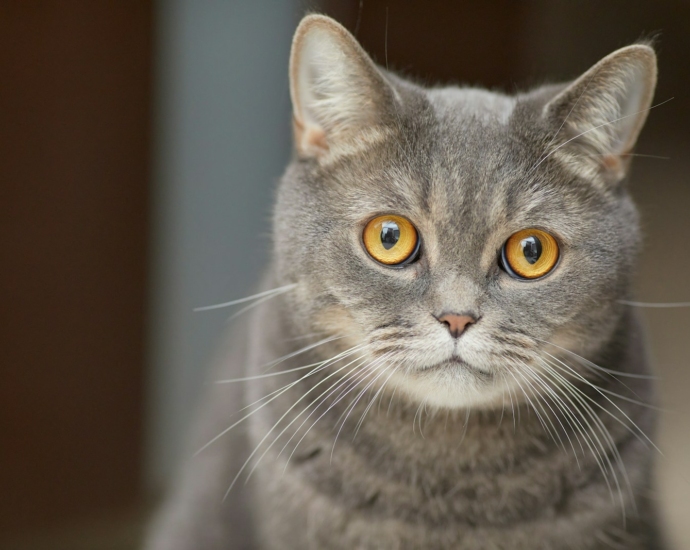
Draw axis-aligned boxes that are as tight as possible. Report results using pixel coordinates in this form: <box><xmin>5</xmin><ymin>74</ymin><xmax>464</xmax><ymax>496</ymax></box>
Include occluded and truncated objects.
<box><xmin>501</xmin><ymin>228</ymin><xmax>559</xmax><ymax>280</ymax></box>
<box><xmin>362</xmin><ymin>214</ymin><xmax>419</xmax><ymax>266</ymax></box>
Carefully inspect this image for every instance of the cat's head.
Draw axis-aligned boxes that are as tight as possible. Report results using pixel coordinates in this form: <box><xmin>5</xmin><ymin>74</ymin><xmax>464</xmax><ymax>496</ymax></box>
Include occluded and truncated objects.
<box><xmin>273</xmin><ymin>15</ymin><xmax>657</xmax><ymax>409</ymax></box>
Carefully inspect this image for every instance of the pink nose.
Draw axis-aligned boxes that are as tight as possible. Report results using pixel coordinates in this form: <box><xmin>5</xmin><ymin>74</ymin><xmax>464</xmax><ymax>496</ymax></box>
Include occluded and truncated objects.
<box><xmin>437</xmin><ymin>313</ymin><xmax>476</xmax><ymax>338</ymax></box>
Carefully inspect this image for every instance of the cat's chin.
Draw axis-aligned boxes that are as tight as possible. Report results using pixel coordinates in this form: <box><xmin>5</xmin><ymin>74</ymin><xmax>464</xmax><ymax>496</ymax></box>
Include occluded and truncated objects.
<box><xmin>386</xmin><ymin>358</ymin><xmax>508</xmax><ymax>410</ymax></box>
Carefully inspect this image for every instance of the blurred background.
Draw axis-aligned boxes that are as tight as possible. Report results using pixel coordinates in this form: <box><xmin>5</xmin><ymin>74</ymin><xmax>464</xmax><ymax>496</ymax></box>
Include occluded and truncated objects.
<box><xmin>1</xmin><ymin>1</ymin><xmax>688</xmax><ymax>548</ymax></box>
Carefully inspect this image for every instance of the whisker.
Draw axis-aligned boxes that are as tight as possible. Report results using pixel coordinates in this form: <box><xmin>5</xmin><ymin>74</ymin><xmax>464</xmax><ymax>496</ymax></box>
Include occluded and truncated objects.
<box><xmin>260</xmin><ymin>334</ymin><xmax>350</xmax><ymax>373</ymax></box>
<box><xmin>535</xmin><ymin>343</ymin><xmax>662</xmax><ymax>410</ymax></box>
<box><xmin>226</xmin><ymin>292</ymin><xmax>289</xmax><ymax>322</ymax></box>
<box><xmin>534</xmin><ymin>337</ymin><xmax>657</xmax><ymax>380</ymax></box>
<box><xmin>386</xmin><ymin>380</ymin><xmax>400</xmax><ymax>416</ymax></box>
<box><xmin>506</xmin><ymin>368</ymin><xmax>550</xmax><ymax>436</ymax></box>
<box><xmin>223</xmin><ymin>349</ymin><xmax>381</xmax><ymax>499</ymax></box>
<box><xmin>543</xmin><ymin>352</ymin><xmax>662</xmax><ymax>453</ymax></box>
<box><xmin>352</xmin><ymin>364</ymin><xmax>398</xmax><ymax>440</ymax></box>
<box><xmin>412</xmin><ymin>401</ymin><xmax>424</xmax><ymax>437</ymax></box>
<box><xmin>279</xmin><ymin>354</ymin><xmax>395</xmax><ymax>462</ymax></box>
<box><xmin>250</xmin><ymin>354</ymin><xmax>375</xmax><ymax>480</ymax></box>
<box><xmin>619</xmin><ymin>300</ymin><xmax>690</xmax><ymax>308</ymax></box>
<box><xmin>535</xmin><ymin>358</ymin><xmax>651</xmax><ymax>523</ymax></box>
<box><xmin>527</xmin><ymin>97</ymin><xmax>674</xmax><ymax>176</ymax></box>
<box><xmin>533</xmin><ymin>73</ymin><xmax>596</xmax><ymax>172</ymax></box>
<box><xmin>456</xmin><ymin>408</ymin><xmax>471</xmax><ymax>448</ymax></box>
<box><xmin>194</xmin><ymin>283</ymin><xmax>296</xmax><ymax>312</ymax></box>
<box><xmin>537</xmin><ymin>362</ymin><xmax>625</xmax><ymax>515</ymax></box>
<box><xmin>197</xmin><ymin>343</ymin><xmax>366</xmax><ymax>455</ymax></box>
<box><xmin>225</xmin><ymin>344</ymin><xmax>366</xmax><ymax>415</ymax></box>
<box><xmin>282</xmin><ymin>331</ymin><xmax>329</xmax><ymax>342</ymax></box>
<box><xmin>520</xmin><ymin>363</ymin><xmax>584</xmax><ymax>464</ymax></box>
<box><xmin>280</xmin><ymin>356</ymin><xmax>385</xmax><ymax>469</ymax></box>
<box><xmin>333</xmin><ymin>358</ymin><xmax>391</xmax><ymax>435</ymax></box>
<box><xmin>331</xmin><ymin>361</ymin><xmax>393</xmax><ymax>460</ymax></box>
<box><xmin>581</xmin><ymin>153</ymin><xmax>670</xmax><ymax>160</ymax></box>
<box><xmin>215</xmin><ymin>360</ymin><xmax>326</xmax><ymax>384</ymax></box>
<box><xmin>500</xmin><ymin>371</ymin><xmax>517</xmax><ymax>431</ymax></box>
<box><xmin>517</xmin><ymin>365</ymin><xmax>572</xmax><ymax>456</ymax></box>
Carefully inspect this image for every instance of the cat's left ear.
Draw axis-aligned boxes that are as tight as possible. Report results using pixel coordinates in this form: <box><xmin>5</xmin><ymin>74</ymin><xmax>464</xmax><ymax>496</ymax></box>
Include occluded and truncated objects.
<box><xmin>543</xmin><ymin>45</ymin><xmax>657</xmax><ymax>184</ymax></box>
<box><xmin>289</xmin><ymin>14</ymin><xmax>398</xmax><ymax>160</ymax></box>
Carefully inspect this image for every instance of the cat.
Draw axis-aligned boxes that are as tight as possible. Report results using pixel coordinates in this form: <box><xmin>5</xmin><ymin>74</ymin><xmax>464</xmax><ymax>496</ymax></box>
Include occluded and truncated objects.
<box><xmin>146</xmin><ymin>13</ymin><xmax>665</xmax><ymax>550</ymax></box>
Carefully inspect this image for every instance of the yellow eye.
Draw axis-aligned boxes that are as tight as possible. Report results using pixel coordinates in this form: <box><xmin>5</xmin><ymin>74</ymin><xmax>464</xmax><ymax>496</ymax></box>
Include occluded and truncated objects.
<box><xmin>363</xmin><ymin>214</ymin><xmax>419</xmax><ymax>266</ymax></box>
<box><xmin>502</xmin><ymin>228</ymin><xmax>559</xmax><ymax>279</ymax></box>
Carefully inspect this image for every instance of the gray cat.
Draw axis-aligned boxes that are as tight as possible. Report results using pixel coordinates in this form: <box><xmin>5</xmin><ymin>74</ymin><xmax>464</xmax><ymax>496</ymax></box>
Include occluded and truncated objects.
<box><xmin>147</xmin><ymin>14</ymin><xmax>665</xmax><ymax>550</ymax></box>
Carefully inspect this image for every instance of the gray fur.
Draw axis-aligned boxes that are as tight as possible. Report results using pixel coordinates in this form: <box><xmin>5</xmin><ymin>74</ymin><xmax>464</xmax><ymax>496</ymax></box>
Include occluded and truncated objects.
<box><xmin>147</xmin><ymin>15</ymin><xmax>664</xmax><ymax>550</ymax></box>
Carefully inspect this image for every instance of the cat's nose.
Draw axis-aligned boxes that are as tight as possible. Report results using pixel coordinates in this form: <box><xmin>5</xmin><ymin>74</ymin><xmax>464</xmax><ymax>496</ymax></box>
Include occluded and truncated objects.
<box><xmin>436</xmin><ymin>313</ymin><xmax>476</xmax><ymax>338</ymax></box>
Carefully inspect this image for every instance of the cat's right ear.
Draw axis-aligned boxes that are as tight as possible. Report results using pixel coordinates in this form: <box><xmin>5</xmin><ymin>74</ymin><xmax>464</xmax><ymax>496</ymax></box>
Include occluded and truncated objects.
<box><xmin>542</xmin><ymin>45</ymin><xmax>657</xmax><ymax>185</ymax></box>
<box><xmin>289</xmin><ymin>15</ymin><xmax>397</xmax><ymax>159</ymax></box>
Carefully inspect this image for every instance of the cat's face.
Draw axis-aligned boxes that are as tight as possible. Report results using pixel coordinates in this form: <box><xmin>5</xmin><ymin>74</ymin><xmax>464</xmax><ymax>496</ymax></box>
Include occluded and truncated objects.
<box><xmin>274</xmin><ymin>15</ymin><xmax>656</xmax><ymax>409</ymax></box>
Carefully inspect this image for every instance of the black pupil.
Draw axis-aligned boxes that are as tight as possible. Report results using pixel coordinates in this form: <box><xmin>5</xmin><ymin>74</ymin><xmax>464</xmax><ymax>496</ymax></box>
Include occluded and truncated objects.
<box><xmin>380</xmin><ymin>221</ymin><xmax>400</xmax><ymax>250</ymax></box>
<box><xmin>521</xmin><ymin>236</ymin><xmax>542</xmax><ymax>264</ymax></box>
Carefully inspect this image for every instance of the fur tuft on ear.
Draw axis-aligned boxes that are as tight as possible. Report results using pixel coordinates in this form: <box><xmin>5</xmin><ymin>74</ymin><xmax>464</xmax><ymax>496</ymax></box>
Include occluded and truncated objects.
<box><xmin>543</xmin><ymin>44</ymin><xmax>657</xmax><ymax>184</ymax></box>
<box><xmin>289</xmin><ymin>15</ymin><xmax>397</xmax><ymax>159</ymax></box>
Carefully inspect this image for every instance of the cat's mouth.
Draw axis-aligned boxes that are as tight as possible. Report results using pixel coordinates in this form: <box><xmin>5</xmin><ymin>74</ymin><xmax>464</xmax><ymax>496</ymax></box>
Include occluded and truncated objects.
<box><xmin>420</xmin><ymin>354</ymin><xmax>493</xmax><ymax>378</ymax></box>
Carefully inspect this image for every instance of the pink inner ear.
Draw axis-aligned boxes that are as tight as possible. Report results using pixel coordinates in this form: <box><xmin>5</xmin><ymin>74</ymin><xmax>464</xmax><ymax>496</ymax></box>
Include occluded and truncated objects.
<box><xmin>303</xmin><ymin>127</ymin><xmax>329</xmax><ymax>154</ymax></box>
<box><xmin>293</xmin><ymin>116</ymin><xmax>329</xmax><ymax>156</ymax></box>
<box><xmin>601</xmin><ymin>154</ymin><xmax>624</xmax><ymax>179</ymax></box>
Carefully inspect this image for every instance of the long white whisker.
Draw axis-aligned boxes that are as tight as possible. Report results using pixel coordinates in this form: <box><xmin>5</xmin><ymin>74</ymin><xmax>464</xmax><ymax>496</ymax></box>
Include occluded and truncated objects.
<box><xmin>506</xmin><ymin>368</ymin><xmax>551</xmax><ymax>438</ymax></box>
<box><xmin>225</xmin><ymin>292</ymin><xmax>288</xmax><ymax>322</ymax></box>
<box><xmin>194</xmin><ymin>284</ymin><xmax>296</xmax><ymax>312</ymax></box>
<box><xmin>349</xmin><ymin>364</ymin><xmax>393</xmax><ymax>441</ymax></box>
<box><xmin>534</xmin><ymin>337</ymin><xmax>657</xmax><ymax>380</ymax></box>
<box><xmin>501</xmin><ymin>371</ymin><xmax>517</xmax><ymax>431</ymax></box>
<box><xmin>534</xmin><ymin>343</ymin><xmax>662</xmax><ymax>410</ymax></box>
<box><xmin>519</xmin><ymin>363</ymin><xmax>576</xmax><ymax>457</ymax></box>
<box><xmin>248</xmin><ymin>354</ymin><xmax>374</xmax><ymax>481</ymax></box>
<box><xmin>580</xmin><ymin>153</ymin><xmax>670</xmax><ymax>160</ymax></box>
<box><xmin>512</xmin><ymin>368</ymin><xmax>562</xmax><ymax>450</ymax></box>
<box><xmin>527</xmin><ymin>97</ymin><xmax>674</xmax><ymax>175</ymax></box>
<box><xmin>619</xmin><ymin>300</ymin><xmax>690</xmax><ymax>308</ymax></box>
<box><xmin>331</xmin><ymin>361</ymin><xmax>392</xmax><ymax>460</ymax></box>
<box><xmin>281</xmin><ymin>355</ymin><xmax>394</xmax><ymax>470</ymax></box>
<box><xmin>260</xmin><ymin>334</ymin><xmax>349</xmax><ymax>373</ymax></box>
<box><xmin>223</xmin><ymin>344</ymin><xmax>366</xmax><ymax>417</ymax></box>
<box><xmin>543</xmin><ymin>351</ymin><xmax>661</xmax><ymax>454</ymax></box>
<box><xmin>353</xmin><ymin>365</ymin><xmax>398</xmax><ymax>439</ymax></box>
<box><xmin>196</xmin><ymin>343</ymin><xmax>366</xmax><ymax>455</ymax></box>
<box><xmin>520</xmin><ymin>363</ymin><xmax>584</xmax><ymax>464</ymax></box>
<box><xmin>537</xmin><ymin>357</ymin><xmax>634</xmax><ymax>520</ymax></box>
<box><xmin>330</xmin><ymin>354</ymin><xmax>393</xmax><ymax>429</ymax></box>
<box><xmin>387</xmin><ymin>380</ymin><xmax>400</xmax><ymax>416</ymax></box>
<box><xmin>279</xmin><ymin>356</ymin><xmax>382</xmax><ymax>468</ymax></box>
<box><xmin>215</xmin><ymin>334</ymin><xmax>350</xmax><ymax>388</ymax></box>
<box><xmin>532</xmin><ymin>73</ymin><xmax>596</xmax><ymax>172</ymax></box>
<box><xmin>214</xmin><ymin>361</ymin><xmax>326</xmax><ymax>384</ymax></box>
<box><xmin>456</xmin><ymin>408</ymin><xmax>471</xmax><ymax>448</ymax></box>
<box><xmin>222</xmin><ymin>349</ymin><xmax>380</xmax><ymax>499</ymax></box>
<box><xmin>537</xmin><ymin>360</ymin><xmax>623</xmax><ymax>514</ymax></box>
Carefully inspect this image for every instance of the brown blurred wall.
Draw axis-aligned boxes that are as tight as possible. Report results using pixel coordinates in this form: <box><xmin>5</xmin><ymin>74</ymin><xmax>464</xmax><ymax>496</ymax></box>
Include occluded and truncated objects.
<box><xmin>0</xmin><ymin>1</ymin><xmax>151</xmax><ymax>537</ymax></box>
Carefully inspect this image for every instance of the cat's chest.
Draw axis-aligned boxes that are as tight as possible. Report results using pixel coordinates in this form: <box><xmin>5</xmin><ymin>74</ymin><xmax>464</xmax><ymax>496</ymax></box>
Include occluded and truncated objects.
<box><xmin>248</xmin><ymin>372</ymin><xmax>586</xmax><ymax>526</ymax></box>
<box><xmin>248</xmin><ymin>414</ymin><xmax>636</xmax><ymax>550</ymax></box>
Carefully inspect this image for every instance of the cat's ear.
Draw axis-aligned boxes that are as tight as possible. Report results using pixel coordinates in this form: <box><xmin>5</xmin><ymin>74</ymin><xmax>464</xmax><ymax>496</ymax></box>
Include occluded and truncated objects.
<box><xmin>289</xmin><ymin>14</ymin><xmax>397</xmax><ymax>159</ymax></box>
<box><xmin>543</xmin><ymin>44</ymin><xmax>657</xmax><ymax>183</ymax></box>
